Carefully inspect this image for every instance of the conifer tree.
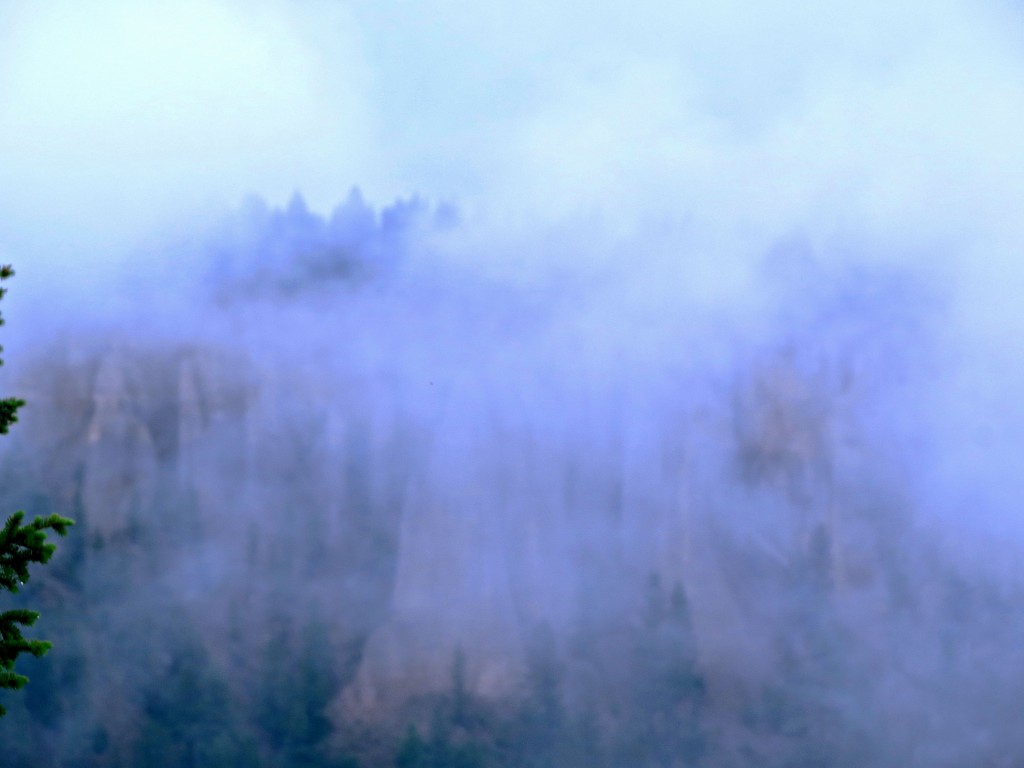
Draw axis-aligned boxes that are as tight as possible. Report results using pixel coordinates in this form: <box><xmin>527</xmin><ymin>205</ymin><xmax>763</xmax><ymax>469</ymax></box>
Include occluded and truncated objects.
<box><xmin>0</xmin><ymin>265</ymin><xmax>74</xmax><ymax>716</ymax></box>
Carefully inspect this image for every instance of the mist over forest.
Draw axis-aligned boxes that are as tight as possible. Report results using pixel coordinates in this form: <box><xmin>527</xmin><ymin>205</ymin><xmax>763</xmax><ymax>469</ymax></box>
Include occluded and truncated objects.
<box><xmin>4</xmin><ymin>1</ymin><xmax>1024</xmax><ymax>767</ymax></box>
<box><xmin>0</xmin><ymin>185</ymin><xmax>1017</xmax><ymax>768</ymax></box>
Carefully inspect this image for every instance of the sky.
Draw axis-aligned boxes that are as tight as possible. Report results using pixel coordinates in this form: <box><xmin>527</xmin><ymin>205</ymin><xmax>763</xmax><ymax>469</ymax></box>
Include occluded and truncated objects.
<box><xmin>2</xmin><ymin>0</ymin><xmax>1023</xmax><ymax>239</ymax></box>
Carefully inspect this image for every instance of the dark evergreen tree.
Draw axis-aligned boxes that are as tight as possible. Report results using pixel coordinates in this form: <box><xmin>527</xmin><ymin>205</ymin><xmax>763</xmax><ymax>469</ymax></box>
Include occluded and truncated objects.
<box><xmin>254</xmin><ymin>612</ymin><xmax>347</xmax><ymax>766</ymax></box>
<box><xmin>136</xmin><ymin>631</ymin><xmax>258</xmax><ymax>768</ymax></box>
<box><xmin>742</xmin><ymin>527</ymin><xmax>876</xmax><ymax>768</ymax></box>
<box><xmin>391</xmin><ymin>649</ymin><xmax>490</xmax><ymax>768</ymax></box>
<box><xmin>512</xmin><ymin>624</ymin><xmax>567</xmax><ymax>768</ymax></box>
<box><xmin>395</xmin><ymin>725</ymin><xmax>429</xmax><ymax>768</ymax></box>
<box><xmin>0</xmin><ymin>265</ymin><xmax>74</xmax><ymax>716</ymax></box>
<box><xmin>613</xmin><ymin>575</ymin><xmax>706</xmax><ymax>768</ymax></box>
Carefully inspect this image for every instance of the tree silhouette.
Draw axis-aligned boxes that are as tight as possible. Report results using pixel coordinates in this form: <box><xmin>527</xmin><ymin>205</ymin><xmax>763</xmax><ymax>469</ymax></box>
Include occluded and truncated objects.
<box><xmin>0</xmin><ymin>265</ymin><xmax>74</xmax><ymax>716</ymax></box>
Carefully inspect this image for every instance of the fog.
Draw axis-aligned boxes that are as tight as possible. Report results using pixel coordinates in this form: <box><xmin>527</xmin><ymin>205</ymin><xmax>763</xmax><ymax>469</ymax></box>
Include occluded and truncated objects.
<box><xmin>2</xmin><ymin>1</ymin><xmax>1024</xmax><ymax>766</ymax></box>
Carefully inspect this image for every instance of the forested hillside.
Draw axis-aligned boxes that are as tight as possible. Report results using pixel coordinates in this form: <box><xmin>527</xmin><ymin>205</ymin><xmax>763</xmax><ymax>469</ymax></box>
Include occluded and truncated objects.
<box><xmin>1</xmin><ymin>193</ymin><xmax>1020</xmax><ymax>768</ymax></box>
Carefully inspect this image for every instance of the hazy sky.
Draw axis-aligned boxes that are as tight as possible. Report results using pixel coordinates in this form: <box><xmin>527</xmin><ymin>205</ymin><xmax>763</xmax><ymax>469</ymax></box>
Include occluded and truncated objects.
<box><xmin>3</xmin><ymin>0</ymin><xmax>1023</xmax><ymax>241</ymax></box>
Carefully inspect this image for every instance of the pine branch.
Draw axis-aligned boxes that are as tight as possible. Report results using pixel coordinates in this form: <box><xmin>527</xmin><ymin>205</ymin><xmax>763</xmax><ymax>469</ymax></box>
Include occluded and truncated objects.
<box><xmin>0</xmin><ymin>264</ymin><xmax>76</xmax><ymax>716</ymax></box>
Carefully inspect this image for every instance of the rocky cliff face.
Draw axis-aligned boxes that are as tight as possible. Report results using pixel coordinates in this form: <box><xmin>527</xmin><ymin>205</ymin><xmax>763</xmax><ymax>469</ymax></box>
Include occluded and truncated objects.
<box><xmin>8</xmin><ymin>330</ymin><xmax>893</xmax><ymax>665</ymax></box>
<box><xmin>1</xmin><ymin>290</ymin><xmax>967</xmax><ymax>767</ymax></box>
<box><xmin>3</xmin><ymin>338</ymin><xmax>410</xmax><ymax>727</ymax></box>
<box><xmin>335</xmin><ymin>331</ymin><xmax>904</xmax><ymax>725</ymax></box>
